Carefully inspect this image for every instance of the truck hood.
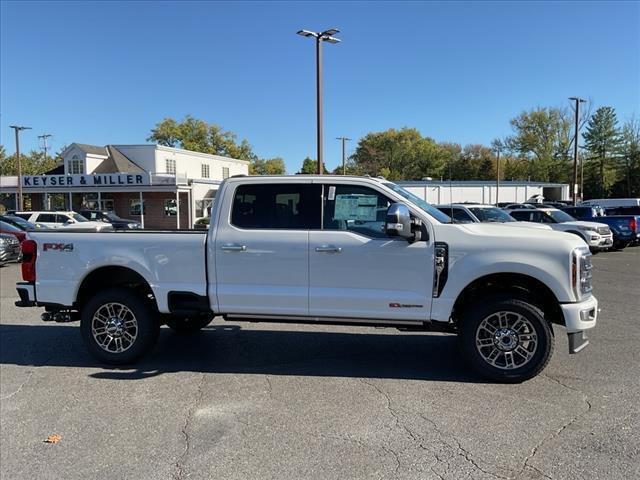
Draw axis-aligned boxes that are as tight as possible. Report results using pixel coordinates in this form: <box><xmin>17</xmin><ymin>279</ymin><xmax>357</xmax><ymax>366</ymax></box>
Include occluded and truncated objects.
<box><xmin>455</xmin><ymin>222</ymin><xmax>583</xmax><ymax>247</ymax></box>
<box><xmin>562</xmin><ymin>220</ymin><xmax>609</xmax><ymax>229</ymax></box>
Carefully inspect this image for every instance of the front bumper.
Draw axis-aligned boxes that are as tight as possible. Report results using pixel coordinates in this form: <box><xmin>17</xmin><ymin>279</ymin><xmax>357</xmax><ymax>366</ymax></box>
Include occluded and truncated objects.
<box><xmin>561</xmin><ymin>295</ymin><xmax>598</xmax><ymax>354</ymax></box>
<box><xmin>588</xmin><ymin>234</ymin><xmax>613</xmax><ymax>249</ymax></box>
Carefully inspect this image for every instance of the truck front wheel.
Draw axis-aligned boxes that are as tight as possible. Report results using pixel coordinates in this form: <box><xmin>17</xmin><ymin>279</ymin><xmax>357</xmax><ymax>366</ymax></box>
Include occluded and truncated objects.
<box><xmin>80</xmin><ymin>288</ymin><xmax>160</xmax><ymax>365</ymax></box>
<box><xmin>459</xmin><ymin>297</ymin><xmax>554</xmax><ymax>383</ymax></box>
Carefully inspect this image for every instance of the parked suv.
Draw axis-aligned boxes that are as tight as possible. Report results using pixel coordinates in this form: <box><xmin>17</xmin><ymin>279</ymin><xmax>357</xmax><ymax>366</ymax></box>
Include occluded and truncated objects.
<box><xmin>78</xmin><ymin>210</ymin><xmax>141</xmax><ymax>230</ymax></box>
<box><xmin>11</xmin><ymin>211</ymin><xmax>113</xmax><ymax>231</ymax></box>
<box><xmin>509</xmin><ymin>208</ymin><xmax>613</xmax><ymax>252</ymax></box>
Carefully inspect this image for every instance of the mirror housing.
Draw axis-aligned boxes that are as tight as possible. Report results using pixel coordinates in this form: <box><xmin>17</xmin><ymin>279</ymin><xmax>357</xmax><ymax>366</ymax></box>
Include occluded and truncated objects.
<box><xmin>385</xmin><ymin>203</ymin><xmax>413</xmax><ymax>240</ymax></box>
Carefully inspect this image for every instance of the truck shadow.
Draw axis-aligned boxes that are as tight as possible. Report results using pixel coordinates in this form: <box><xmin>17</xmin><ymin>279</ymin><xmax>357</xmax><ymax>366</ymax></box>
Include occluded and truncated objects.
<box><xmin>0</xmin><ymin>322</ymin><xmax>481</xmax><ymax>383</ymax></box>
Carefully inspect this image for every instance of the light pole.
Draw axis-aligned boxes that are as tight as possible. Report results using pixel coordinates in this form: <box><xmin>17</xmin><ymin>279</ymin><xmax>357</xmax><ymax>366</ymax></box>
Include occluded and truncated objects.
<box><xmin>38</xmin><ymin>133</ymin><xmax>52</xmax><ymax>164</ymax></box>
<box><xmin>569</xmin><ymin>97</ymin><xmax>586</xmax><ymax>205</ymax></box>
<box><xmin>336</xmin><ymin>136</ymin><xmax>351</xmax><ymax>174</ymax></box>
<box><xmin>495</xmin><ymin>146</ymin><xmax>501</xmax><ymax>205</ymax></box>
<box><xmin>9</xmin><ymin>125</ymin><xmax>32</xmax><ymax>211</ymax></box>
<box><xmin>297</xmin><ymin>28</ymin><xmax>341</xmax><ymax>175</ymax></box>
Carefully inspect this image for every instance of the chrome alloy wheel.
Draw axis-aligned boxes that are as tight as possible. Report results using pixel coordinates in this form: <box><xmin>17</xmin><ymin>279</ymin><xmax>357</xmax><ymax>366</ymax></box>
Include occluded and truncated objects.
<box><xmin>475</xmin><ymin>311</ymin><xmax>538</xmax><ymax>370</ymax></box>
<box><xmin>92</xmin><ymin>303</ymin><xmax>138</xmax><ymax>353</ymax></box>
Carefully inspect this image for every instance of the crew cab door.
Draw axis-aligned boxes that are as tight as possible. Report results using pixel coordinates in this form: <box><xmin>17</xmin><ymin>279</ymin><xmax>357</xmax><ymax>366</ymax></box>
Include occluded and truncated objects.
<box><xmin>309</xmin><ymin>183</ymin><xmax>434</xmax><ymax>322</ymax></box>
<box><xmin>214</xmin><ymin>182</ymin><xmax>321</xmax><ymax>316</ymax></box>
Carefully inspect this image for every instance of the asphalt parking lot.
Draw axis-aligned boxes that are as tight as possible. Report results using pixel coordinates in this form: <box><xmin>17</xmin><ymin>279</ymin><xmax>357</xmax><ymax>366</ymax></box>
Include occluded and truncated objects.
<box><xmin>1</xmin><ymin>249</ymin><xmax>639</xmax><ymax>480</ymax></box>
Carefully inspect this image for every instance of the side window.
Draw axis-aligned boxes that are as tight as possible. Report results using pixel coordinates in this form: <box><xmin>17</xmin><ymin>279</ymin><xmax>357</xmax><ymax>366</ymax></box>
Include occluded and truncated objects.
<box><xmin>451</xmin><ymin>208</ymin><xmax>474</xmax><ymax>223</ymax></box>
<box><xmin>322</xmin><ymin>185</ymin><xmax>391</xmax><ymax>238</ymax></box>
<box><xmin>231</xmin><ymin>184</ymin><xmax>321</xmax><ymax>229</ymax></box>
<box><xmin>37</xmin><ymin>213</ymin><xmax>57</xmax><ymax>223</ymax></box>
<box><xmin>540</xmin><ymin>212</ymin><xmax>555</xmax><ymax>223</ymax></box>
<box><xmin>510</xmin><ymin>211</ymin><xmax>530</xmax><ymax>221</ymax></box>
<box><xmin>55</xmin><ymin>214</ymin><xmax>70</xmax><ymax>223</ymax></box>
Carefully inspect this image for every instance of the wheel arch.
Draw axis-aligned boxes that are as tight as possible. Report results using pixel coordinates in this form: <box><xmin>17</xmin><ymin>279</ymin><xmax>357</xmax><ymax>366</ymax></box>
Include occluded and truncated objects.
<box><xmin>74</xmin><ymin>266</ymin><xmax>158</xmax><ymax>312</ymax></box>
<box><xmin>452</xmin><ymin>272</ymin><xmax>565</xmax><ymax>327</ymax></box>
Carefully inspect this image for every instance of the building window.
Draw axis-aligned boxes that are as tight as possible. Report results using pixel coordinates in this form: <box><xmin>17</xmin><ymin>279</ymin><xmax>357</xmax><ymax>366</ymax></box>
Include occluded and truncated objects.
<box><xmin>69</xmin><ymin>155</ymin><xmax>84</xmax><ymax>174</ymax></box>
<box><xmin>164</xmin><ymin>199</ymin><xmax>177</xmax><ymax>216</ymax></box>
<box><xmin>222</xmin><ymin>167</ymin><xmax>230</xmax><ymax>179</ymax></box>
<box><xmin>201</xmin><ymin>164</ymin><xmax>210</xmax><ymax>178</ymax></box>
<box><xmin>166</xmin><ymin>158</ymin><xmax>176</xmax><ymax>174</ymax></box>
<box><xmin>130</xmin><ymin>199</ymin><xmax>145</xmax><ymax>216</ymax></box>
<box><xmin>195</xmin><ymin>197</ymin><xmax>215</xmax><ymax>218</ymax></box>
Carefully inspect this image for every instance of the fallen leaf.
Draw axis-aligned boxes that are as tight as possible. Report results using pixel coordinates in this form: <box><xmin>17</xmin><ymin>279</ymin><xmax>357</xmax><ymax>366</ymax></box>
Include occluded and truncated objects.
<box><xmin>44</xmin><ymin>434</ymin><xmax>62</xmax><ymax>444</ymax></box>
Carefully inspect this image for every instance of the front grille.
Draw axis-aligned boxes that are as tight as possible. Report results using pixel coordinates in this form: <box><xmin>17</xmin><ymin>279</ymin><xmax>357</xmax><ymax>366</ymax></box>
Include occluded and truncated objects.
<box><xmin>597</xmin><ymin>226</ymin><xmax>611</xmax><ymax>235</ymax></box>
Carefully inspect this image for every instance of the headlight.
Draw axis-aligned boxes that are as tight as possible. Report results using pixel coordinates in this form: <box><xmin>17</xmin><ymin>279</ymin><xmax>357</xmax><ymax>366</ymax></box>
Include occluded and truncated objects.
<box><xmin>572</xmin><ymin>247</ymin><xmax>593</xmax><ymax>299</ymax></box>
<box><xmin>128</xmin><ymin>223</ymin><xmax>141</xmax><ymax>229</ymax></box>
<box><xmin>577</xmin><ymin>225</ymin><xmax>597</xmax><ymax>232</ymax></box>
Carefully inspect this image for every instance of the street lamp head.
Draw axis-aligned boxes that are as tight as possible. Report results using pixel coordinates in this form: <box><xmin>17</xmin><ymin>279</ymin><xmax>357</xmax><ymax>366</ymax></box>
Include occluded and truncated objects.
<box><xmin>322</xmin><ymin>36</ymin><xmax>341</xmax><ymax>44</ymax></box>
<box><xmin>322</xmin><ymin>28</ymin><xmax>340</xmax><ymax>36</ymax></box>
<box><xmin>297</xmin><ymin>29</ymin><xmax>317</xmax><ymax>38</ymax></box>
<box><xmin>9</xmin><ymin>125</ymin><xmax>32</xmax><ymax>131</ymax></box>
<box><xmin>568</xmin><ymin>97</ymin><xmax>587</xmax><ymax>103</ymax></box>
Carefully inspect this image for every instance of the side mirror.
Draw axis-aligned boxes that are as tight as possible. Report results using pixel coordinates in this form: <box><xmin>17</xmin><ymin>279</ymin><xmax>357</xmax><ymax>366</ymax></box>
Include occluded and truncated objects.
<box><xmin>385</xmin><ymin>203</ymin><xmax>413</xmax><ymax>240</ymax></box>
<box><xmin>65</xmin><ymin>219</ymin><xmax>75</xmax><ymax>224</ymax></box>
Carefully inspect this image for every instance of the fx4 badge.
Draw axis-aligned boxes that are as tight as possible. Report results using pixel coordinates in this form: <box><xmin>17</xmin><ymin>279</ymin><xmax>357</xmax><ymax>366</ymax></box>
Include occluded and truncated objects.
<box><xmin>43</xmin><ymin>243</ymin><xmax>74</xmax><ymax>252</ymax></box>
<box><xmin>389</xmin><ymin>303</ymin><xmax>423</xmax><ymax>308</ymax></box>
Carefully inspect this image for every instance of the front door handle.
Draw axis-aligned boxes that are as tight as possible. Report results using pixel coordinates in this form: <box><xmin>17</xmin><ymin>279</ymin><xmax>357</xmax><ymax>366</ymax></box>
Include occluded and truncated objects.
<box><xmin>315</xmin><ymin>245</ymin><xmax>342</xmax><ymax>253</ymax></box>
<box><xmin>221</xmin><ymin>244</ymin><xmax>247</xmax><ymax>252</ymax></box>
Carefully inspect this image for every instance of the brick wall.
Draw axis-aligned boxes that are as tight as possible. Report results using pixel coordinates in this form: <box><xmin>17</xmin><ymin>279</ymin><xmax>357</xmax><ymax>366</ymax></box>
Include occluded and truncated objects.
<box><xmin>112</xmin><ymin>192</ymin><xmax>190</xmax><ymax>229</ymax></box>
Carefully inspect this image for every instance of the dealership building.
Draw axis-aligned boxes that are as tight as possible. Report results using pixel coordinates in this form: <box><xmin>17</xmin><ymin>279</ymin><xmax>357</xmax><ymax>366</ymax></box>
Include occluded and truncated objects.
<box><xmin>0</xmin><ymin>143</ymin><xmax>249</xmax><ymax>229</ymax></box>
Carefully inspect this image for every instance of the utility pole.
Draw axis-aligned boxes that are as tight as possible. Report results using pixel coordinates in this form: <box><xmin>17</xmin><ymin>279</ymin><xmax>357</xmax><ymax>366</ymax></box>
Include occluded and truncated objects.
<box><xmin>336</xmin><ymin>136</ymin><xmax>351</xmax><ymax>174</ymax></box>
<box><xmin>38</xmin><ymin>133</ymin><xmax>52</xmax><ymax>164</ymax></box>
<box><xmin>297</xmin><ymin>28</ymin><xmax>341</xmax><ymax>174</ymax></box>
<box><xmin>9</xmin><ymin>125</ymin><xmax>32</xmax><ymax>211</ymax></box>
<box><xmin>495</xmin><ymin>146</ymin><xmax>501</xmax><ymax>205</ymax></box>
<box><xmin>569</xmin><ymin>97</ymin><xmax>586</xmax><ymax>205</ymax></box>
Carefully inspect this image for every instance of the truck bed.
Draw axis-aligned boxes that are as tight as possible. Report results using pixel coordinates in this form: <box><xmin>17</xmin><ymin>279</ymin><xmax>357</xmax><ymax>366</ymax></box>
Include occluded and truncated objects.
<box><xmin>28</xmin><ymin>230</ymin><xmax>208</xmax><ymax>312</ymax></box>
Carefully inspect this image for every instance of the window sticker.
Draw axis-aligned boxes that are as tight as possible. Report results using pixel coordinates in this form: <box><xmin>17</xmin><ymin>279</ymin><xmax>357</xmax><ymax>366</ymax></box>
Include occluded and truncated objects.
<box><xmin>328</xmin><ymin>186</ymin><xmax>336</xmax><ymax>201</ymax></box>
<box><xmin>334</xmin><ymin>194</ymin><xmax>378</xmax><ymax>221</ymax></box>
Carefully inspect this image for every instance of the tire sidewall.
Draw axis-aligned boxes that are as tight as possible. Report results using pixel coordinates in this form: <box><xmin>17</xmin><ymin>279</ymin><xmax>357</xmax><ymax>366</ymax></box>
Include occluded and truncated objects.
<box><xmin>80</xmin><ymin>287</ymin><xmax>159</xmax><ymax>365</ymax></box>
<box><xmin>460</xmin><ymin>298</ymin><xmax>554</xmax><ymax>383</ymax></box>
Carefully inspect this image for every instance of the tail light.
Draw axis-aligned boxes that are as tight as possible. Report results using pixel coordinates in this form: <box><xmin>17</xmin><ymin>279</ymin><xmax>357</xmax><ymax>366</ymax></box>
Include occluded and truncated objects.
<box><xmin>21</xmin><ymin>239</ymin><xmax>37</xmax><ymax>282</ymax></box>
<box><xmin>630</xmin><ymin>218</ymin><xmax>637</xmax><ymax>233</ymax></box>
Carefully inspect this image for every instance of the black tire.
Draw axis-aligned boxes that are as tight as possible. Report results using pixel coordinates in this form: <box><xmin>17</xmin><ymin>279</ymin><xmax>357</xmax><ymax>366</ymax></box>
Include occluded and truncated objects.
<box><xmin>80</xmin><ymin>287</ymin><xmax>160</xmax><ymax>365</ymax></box>
<box><xmin>164</xmin><ymin>314</ymin><xmax>214</xmax><ymax>334</ymax></box>
<box><xmin>612</xmin><ymin>240</ymin><xmax>629</xmax><ymax>251</ymax></box>
<box><xmin>459</xmin><ymin>297</ymin><xmax>554</xmax><ymax>383</ymax></box>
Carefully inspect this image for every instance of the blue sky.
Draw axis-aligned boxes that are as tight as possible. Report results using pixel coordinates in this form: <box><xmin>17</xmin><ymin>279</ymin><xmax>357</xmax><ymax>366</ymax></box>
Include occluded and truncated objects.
<box><xmin>1</xmin><ymin>1</ymin><xmax>638</xmax><ymax>173</ymax></box>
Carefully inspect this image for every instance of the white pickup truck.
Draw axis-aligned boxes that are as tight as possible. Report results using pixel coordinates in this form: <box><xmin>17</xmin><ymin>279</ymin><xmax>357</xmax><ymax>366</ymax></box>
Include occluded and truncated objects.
<box><xmin>15</xmin><ymin>176</ymin><xmax>598</xmax><ymax>382</ymax></box>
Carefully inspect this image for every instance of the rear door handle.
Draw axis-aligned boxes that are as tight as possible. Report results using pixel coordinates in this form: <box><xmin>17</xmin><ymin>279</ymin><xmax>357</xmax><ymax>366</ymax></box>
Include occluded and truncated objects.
<box><xmin>221</xmin><ymin>244</ymin><xmax>247</xmax><ymax>252</ymax></box>
<box><xmin>315</xmin><ymin>245</ymin><xmax>342</xmax><ymax>253</ymax></box>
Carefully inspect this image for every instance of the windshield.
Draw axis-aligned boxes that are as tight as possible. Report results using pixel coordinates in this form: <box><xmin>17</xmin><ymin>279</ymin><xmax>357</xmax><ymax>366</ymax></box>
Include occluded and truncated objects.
<box><xmin>71</xmin><ymin>213</ymin><xmax>89</xmax><ymax>222</ymax></box>
<box><xmin>103</xmin><ymin>212</ymin><xmax>119</xmax><ymax>221</ymax></box>
<box><xmin>382</xmin><ymin>183</ymin><xmax>452</xmax><ymax>223</ymax></box>
<box><xmin>3</xmin><ymin>216</ymin><xmax>35</xmax><ymax>230</ymax></box>
<box><xmin>546</xmin><ymin>209</ymin><xmax>576</xmax><ymax>223</ymax></box>
<box><xmin>468</xmin><ymin>207</ymin><xmax>516</xmax><ymax>222</ymax></box>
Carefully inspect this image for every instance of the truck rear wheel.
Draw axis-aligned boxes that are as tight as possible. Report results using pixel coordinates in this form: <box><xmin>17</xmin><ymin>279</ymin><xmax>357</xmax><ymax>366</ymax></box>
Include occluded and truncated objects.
<box><xmin>459</xmin><ymin>297</ymin><xmax>554</xmax><ymax>383</ymax></box>
<box><xmin>164</xmin><ymin>314</ymin><xmax>214</xmax><ymax>334</ymax></box>
<box><xmin>80</xmin><ymin>287</ymin><xmax>160</xmax><ymax>365</ymax></box>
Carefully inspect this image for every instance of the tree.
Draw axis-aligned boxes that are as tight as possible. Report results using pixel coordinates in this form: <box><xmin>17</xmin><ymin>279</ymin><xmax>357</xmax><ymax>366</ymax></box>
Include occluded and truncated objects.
<box><xmin>611</xmin><ymin>117</ymin><xmax>640</xmax><ymax>197</ymax></box>
<box><xmin>249</xmin><ymin>157</ymin><xmax>286</xmax><ymax>175</ymax></box>
<box><xmin>298</xmin><ymin>157</ymin><xmax>326</xmax><ymax>174</ymax></box>
<box><xmin>583</xmin><ymin>106</ymin><xmax>622</xmax><ymax>197</ymax></box>
<box><xmin>505</xmin><ymin>107</ymin><xmax>573</xmax><ymax>182</ymax></box>
<box><xmin>0</xmin><ymin>146</ymin><xmax>59</xmax><ymax>176</ymax></box>
<box><xmin>350</xmin><ymin>128</ymin><xmax>446</xmax><ymax>180</ymax></box>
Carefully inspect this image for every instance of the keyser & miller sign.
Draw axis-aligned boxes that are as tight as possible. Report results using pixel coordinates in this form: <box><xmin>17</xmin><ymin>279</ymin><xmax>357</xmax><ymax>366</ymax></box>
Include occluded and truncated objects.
<box><xmin>22</xmin><ymin>173</ymin><xmax>149</xmax><ymax>188</ymax></box>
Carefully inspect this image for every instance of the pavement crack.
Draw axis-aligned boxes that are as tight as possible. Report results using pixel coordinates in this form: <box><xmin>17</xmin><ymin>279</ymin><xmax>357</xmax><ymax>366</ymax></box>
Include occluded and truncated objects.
<box><xmin>172</xmin><ymin>373</ymin><xmax>206</xmax><ymax>480</ymax></box>
<box><xmin>0</xmin><ymin>370</ymin><xmax>33</xmax><ymax>401</ymax></box>
<box><xmin>517</xmin><ymin>374</ymin><xmax>593</xmax><ymax>479</ymax></box>
<box><xmin>264</xmin><ymin>375</ymin><xmax>274</xmax><ymax>401</ymax></box>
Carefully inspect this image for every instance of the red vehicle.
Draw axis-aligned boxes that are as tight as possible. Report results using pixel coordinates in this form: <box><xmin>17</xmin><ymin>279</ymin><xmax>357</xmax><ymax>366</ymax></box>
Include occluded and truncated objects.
<box><xmin>0</xmin><ymin>220</ymin><xmax>27</xmax><ymax>243</ymax></box>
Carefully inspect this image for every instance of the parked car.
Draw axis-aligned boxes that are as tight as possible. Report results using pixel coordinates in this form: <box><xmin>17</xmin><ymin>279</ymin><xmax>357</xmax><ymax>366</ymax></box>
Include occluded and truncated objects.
<box><xmin>0</xmin><ymin>233</ymin><xmax>21</xmax><ymax>265</ymax></box>
<box><xmin>0</xmin><ymin>215</ymin><xmax>43</xmax><ymax>231</ymax></box>
<box><xmin>561</xmin><ymin>206</ymin><xmax>639</xmax><ymax>249</ymax></box>
<box><xmin>16</xmin><ymin>175</ymin><xmax>598</xmax><ymax>383</ymax></box>
<box><xmin>434</xmin><ymin>204</ymin><xmax>552</xmax><ymax>230</ymax></box>
<box><xmin>78</xmin><ymin>210</ymin><xmax>142</xmax><ymax>230</ymax></box>
<box><xmin>10</xmin><ymin>211</ymin><xmax>113</xmax><ymax>231</ymax></box>
<box><xmin>508</xmin><ymin>208</ymin><xmax>613</xmax><ymax>252</ymax></box>
<box><xmin>0</xmin><ymin>220</ymin><xmax>27</xmax><ymax>243</ymax></box>
<box><xmin>502</xmin><ymin>203</ymin><xmax>538</xmax><ymax>210</ymax></box>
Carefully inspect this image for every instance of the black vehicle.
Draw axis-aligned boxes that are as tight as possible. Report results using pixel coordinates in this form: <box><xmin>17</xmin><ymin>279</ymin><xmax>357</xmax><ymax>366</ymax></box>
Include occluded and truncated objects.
<box><xmin>77</xmin><ymin>210</ymin><xmax>142</xmax><ymax>230</ymax></box>
<box><xmin>0</xmin><ymin>215</ymin><xmax>40</xmax><ymax>231</ymax></box>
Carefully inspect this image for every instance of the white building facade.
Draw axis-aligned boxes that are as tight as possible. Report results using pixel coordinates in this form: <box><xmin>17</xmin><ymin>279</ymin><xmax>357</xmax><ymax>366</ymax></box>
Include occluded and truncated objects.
<box><xmin>0</xmin><ymin>143</ymin><xmax>249</xmax><ymax>229</ymax></box>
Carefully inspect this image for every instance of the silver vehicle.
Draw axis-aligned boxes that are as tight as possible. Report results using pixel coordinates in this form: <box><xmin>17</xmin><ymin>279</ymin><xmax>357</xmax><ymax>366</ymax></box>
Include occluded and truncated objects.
<box><xmin>11</xmin><ymin>211</ymin><xmax>113</xmax><ymax>231</ymax></box>
<box><xmin>0</xmin><ymin>233</ymin><xmax>21</xmax><ymax>265</ymax></box>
